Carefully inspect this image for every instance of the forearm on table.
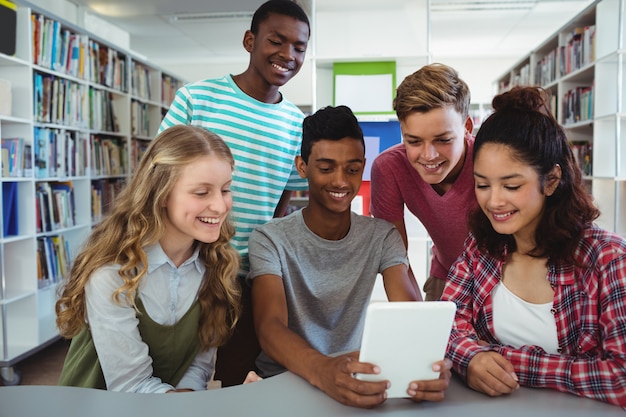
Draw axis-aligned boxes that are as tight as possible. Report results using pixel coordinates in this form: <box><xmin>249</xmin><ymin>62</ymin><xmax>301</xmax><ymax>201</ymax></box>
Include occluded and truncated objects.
<box><xmin>498</xmin><ymin>345</ymin><xmax>626</xmax><ymax>406</ymax></box>
<box><xmin>447</xmin><ymin>334</ymin><xmax>495</xmax><ymax>378</ymax></box>
<box><xmin>176</xmin><ymin>349</ymin><xmax>215</xmax><ymax>391</ymax></box>
<box><xmin>257</xmin><ymin>318</ymin><xmax>330</xmax><ymax>388</ymax></box>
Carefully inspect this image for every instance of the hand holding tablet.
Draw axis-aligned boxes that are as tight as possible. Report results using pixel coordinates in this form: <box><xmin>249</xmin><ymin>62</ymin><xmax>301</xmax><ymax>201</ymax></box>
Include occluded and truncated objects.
<box><xmin>357</xmin><ymin>301</ymin><xmax>457</xmax><ymax>398</ymax></box>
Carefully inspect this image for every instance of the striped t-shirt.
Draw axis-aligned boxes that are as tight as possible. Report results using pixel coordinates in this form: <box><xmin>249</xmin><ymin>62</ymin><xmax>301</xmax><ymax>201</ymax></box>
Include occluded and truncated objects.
<box><xmin>159</xmin><ymin>75</ymin><xmax>308</xmax><ymax>275</ymax></box>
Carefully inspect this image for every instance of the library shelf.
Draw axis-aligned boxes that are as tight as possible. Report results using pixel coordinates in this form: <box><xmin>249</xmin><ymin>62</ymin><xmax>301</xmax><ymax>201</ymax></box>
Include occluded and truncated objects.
<box><xmin>495</xmin><ymin>0</ymin><xmax>625</xmax><ymax>238</ymax></box>
<box><xmin>0</xmin><ymin>3</ymin><xmax>185</xmax><ymax>385</ymax></box>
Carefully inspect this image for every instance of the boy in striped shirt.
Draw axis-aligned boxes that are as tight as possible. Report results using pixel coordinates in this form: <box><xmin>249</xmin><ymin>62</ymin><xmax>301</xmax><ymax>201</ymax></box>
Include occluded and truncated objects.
<box><xmin>159</xmin><ymin>0</ymin><xmax>310</xmax><ymax>387</ymax></box>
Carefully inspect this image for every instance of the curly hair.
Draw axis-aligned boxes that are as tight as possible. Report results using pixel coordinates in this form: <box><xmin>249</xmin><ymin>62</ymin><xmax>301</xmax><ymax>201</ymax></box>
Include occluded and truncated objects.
<box><xmin>469</xmin><ymin>86</ymin><xmax>599</xmax><ymax>264</ymax></box>
<box><xmin>393</xmin><ymin>63</ymin><xmax>471</xmax><ymax>121</ymax></box>
<box><xmin>300</xmin><ymin>105</ymin><xmax>364</xmax><ymax>163</ymax></box>
<box><xmin>55</xmin><ymin>125</ymin><xmax>241</xmax><ymax>350</ymax></box>
<box><xmin>250</xmin><ymin>0</ymin><xmax>310</xmax><ymax>36</ymax></box>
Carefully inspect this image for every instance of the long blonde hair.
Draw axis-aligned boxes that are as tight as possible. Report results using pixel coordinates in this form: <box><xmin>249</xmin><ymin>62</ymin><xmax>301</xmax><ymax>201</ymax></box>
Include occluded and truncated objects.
<box><xmin>56</xmin><ymin>125</ymin><xmax>241</xmax><ymax>349</ymax></box>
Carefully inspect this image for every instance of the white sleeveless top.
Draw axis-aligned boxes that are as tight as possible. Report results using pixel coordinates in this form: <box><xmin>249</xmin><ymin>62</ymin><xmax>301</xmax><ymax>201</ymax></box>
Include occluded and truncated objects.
<box><xmin>492</xmin><ymin>282</ymin><xmax>559</xmax><ymax>354</ymax></box>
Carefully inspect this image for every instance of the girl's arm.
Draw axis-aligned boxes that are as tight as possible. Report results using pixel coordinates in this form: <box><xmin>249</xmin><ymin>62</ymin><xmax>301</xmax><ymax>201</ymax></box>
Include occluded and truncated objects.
<box><xmin>175</xmin><ymin>348</ymin><xmax>216</xmax><ymax>391</ymax></box>
<box><xmin>495</xmin><ymin>253</ymin><xmax>626</xmax><ymax>407</ymax></box>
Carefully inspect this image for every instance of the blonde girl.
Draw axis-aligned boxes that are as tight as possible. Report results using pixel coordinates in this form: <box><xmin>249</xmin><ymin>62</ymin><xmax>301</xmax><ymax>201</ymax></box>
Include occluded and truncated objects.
<box><xmin>56</xmin><ymin>125</ymin><xmax>242</xmax><ymax>392</ymax></box>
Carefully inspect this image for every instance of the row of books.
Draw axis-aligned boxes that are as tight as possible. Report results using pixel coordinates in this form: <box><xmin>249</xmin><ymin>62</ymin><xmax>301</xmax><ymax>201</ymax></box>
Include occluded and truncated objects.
<box><xmin>90</xmin><ymin>89</ymin><xmax>120</xmax><ymax>133</ymax></box>
<box><xmin>32</xmin><ymin>13</ymin><xmax>128</xmax><ymax>91</ymax></box>
<box><xmin>131</xmin><ymin>138</ymin><xmax>151</xmax><ymax>171</ymax></box>
<box><xmin>91</xmin><ymin>178</ymin><xmax>126</xmax><ymax>223</ymax></box>
<box><xmin>37</xmin><ymin>235</ymin><xmax>70</xmax><ymax>289</ymax></box>
<box><xmin>98</xmin><ymin>46</ymin><xmax>127</xmax><ymax>91</ymax></box>
<box><xmin>32</xmin><ymin>13</ymin><xmax>88</xmax><ymax>79</ymax></box>
<box><xmin>34</xmin><ymin>127</ymin><xmax>87</xmax><ymax>178</ymax></box>
<box><xmin>91</xmin><ymin>135</ymin><xmax>127</xmax><ymax>177</ymax></box>
<box><xmin>36</xmin><ymin>181</ymin><xmax>75</xmax><ymax>233</ymax></box>
<box><xmin>34</xmin><ymin>72</ymin><xmax>89</xmax><ymax>127</ymax></box>
<box><xmin>534</xmin><ymin>25</ymin><xmax>595</xmax><ymax>86</ymax></box>
<box><xmin>571</xmin><ymin>141</ymin><xmax>593</xmax><ymax>176</ymax></box>
<box><xmin>162</xmin><ymin>75</ymin><xmax>184</xmax><ymax>107</ymax></box>
<box><xmin>1</xmin><ymin>138</ymin><xmax>32</xmax><ymax>178</ymax></box>
<box><xmin>562</xmin><ymin>25</ymin><xmax>596</xmax><ymax>76</ymax></box>
<box><xmin>131</xmin><ymin>61</ymin><xmax>154</xmax><ymax>101</ymax></box>
<box><xmin>507</xmin><ymin>63</ymin><xmax>531</xmax><ymax>91</ymax></box>
<box><xmin>131</xmin><ymin>100</ymin><xmax>152</xmax><ymax>137</ymax></box>
<box><xmin>535</xmin><ymin>48</ymin><xmax>560</xmax><ymax>86</ymax></box>
<box><xmin>562</xmin><ymin>85</ymin><xmax>593</xmax><ymax>125</ymax></box>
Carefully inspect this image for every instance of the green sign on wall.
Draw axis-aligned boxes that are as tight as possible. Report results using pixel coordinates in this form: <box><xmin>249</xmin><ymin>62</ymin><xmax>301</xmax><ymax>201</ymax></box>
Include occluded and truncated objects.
<box><xmin>333</xmin><ymin>61</ymin><xmax>396</xmax><ymax>115</ymax></box>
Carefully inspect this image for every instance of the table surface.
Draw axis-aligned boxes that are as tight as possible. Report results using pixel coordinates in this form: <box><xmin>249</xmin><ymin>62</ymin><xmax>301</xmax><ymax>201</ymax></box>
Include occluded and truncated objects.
<box><xmin>0</xmin><ymin>371</ymin><xmax>623</xmax><ymax>416</ymax></box>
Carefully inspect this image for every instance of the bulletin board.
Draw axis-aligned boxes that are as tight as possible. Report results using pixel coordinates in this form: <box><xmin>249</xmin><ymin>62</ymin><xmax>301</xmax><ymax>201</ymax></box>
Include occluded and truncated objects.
<box><xmin>357</xmin><ymin>120</ymin><xmax>403</xmax><ymax>216</ymax></box>
<box><xmin>333</xmin><ymin>61</ymin><xmax>396</xmax><ymax>115</ymax></box>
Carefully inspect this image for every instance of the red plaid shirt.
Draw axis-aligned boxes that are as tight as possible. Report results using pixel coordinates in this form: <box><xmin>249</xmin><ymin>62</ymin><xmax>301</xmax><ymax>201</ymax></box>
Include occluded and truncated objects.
<box><xmin>441</xmin><ymin>226</ymin><xmax>626</xmax><ymax>407</ymax></box>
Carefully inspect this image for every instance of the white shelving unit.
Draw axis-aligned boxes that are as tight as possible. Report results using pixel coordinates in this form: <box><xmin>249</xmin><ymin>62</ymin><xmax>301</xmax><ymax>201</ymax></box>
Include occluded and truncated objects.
<box><xmin>0</xmin><ymin>4</ymin><xmax>184</xmax><ymax>385</ymax></box>
<box><xmin>495</xmin><ymin>0</ymin><xmax>625</xmax><ymax>238</ymax></box>
<box><xmin>469</xmin><ymin>102</ymin><xmax>493</xmax><ymax>135</ymax></box>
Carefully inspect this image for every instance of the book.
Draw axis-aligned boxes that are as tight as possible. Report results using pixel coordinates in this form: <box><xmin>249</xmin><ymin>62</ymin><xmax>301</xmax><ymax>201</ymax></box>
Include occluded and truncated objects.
<box><xmin>2</xmin><ymin>181</ymin><xmax>18</xmax><ymax>236</ymax></box>
<box><xmin>50</xmin><ymin>181</ymin><xmax>75</xmax><ymax>228</ymax></box>
<box><xmin>1</xmin><ymin>138</ymin><xmax>25</xmax><ymax>177</ymax></box>
<box><xmin>34</xmin><ymin>127</ymin><xmax>50</xmax><ymax>178</ymax></box>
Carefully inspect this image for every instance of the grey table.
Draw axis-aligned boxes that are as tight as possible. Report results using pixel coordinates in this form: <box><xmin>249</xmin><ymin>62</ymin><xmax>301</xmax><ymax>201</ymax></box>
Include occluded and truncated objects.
<box><xmin>0</xmin><ymin>371</ymin><xmax>622</xmax><ymax>416</ymax></box>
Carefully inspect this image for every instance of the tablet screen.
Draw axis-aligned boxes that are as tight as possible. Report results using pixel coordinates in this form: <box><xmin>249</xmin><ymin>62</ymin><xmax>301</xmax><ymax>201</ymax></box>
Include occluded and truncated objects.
<box><xmin>357</xmin><ymin>301</ymin><xmax>456</xmax><ymax>398</ymax></box>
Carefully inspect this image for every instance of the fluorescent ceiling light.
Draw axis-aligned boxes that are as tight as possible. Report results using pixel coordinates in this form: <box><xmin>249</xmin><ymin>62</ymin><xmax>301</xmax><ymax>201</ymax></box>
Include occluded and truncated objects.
<box><xmin>169</xmin><ymin>11</ymin><xmax>253</xmax><ymax>23</ymax></box>
<box><xmin>431</xmin><ymin>0</ymin><xmax>536</xmax><ymax>12</ymax></box>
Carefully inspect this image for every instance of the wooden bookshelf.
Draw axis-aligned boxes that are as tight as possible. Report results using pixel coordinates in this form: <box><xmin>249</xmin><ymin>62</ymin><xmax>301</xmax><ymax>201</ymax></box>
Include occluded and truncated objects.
<box><xmin>495</xmin><ymin>0</ymin><xmax>625</xmax><ymax>238</ymax></box>
<box><xmin>0</xmin><ymin>4</ymin><xmax>185</xmax><ymax>385</ymax></box>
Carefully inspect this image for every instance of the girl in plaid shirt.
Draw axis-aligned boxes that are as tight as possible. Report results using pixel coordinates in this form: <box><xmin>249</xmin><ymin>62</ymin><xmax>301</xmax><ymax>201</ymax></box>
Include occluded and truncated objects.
<box><xmin>441</xmin><ymin>86</ymin><xmax>626</xmax><ymax>407</ymax></box>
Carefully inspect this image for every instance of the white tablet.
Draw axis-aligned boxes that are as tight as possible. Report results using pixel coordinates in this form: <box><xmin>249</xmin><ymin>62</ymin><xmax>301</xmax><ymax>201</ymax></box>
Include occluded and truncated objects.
<box><xmin>357</xmin><ymin>301</ymin><xmax>456</xmax><ymax>398</ymax></box>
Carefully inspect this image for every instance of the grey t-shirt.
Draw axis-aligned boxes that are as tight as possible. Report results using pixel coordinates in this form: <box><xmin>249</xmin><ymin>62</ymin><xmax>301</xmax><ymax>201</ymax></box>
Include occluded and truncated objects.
<box><xmin>247</xmin><ymin>209</ymin><xmax>408</xmax><ymax>377</ymax></box>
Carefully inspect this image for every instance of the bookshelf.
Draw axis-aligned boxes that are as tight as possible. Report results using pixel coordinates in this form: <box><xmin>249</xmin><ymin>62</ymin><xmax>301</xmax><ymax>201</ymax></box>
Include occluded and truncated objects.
<box><xmin>495</xmin><ymin>0</ymin><xmax>625</xmax><ymax>238</ymax></box>
<box><xmin>0</xmin><ymin>4</ymin><xmax>184</xmax><ymax>385</ymax></box>
<box><xmin>469</xmin><ymin>102</ymin><xmax>493</xmax><ymax>135</ymax></box>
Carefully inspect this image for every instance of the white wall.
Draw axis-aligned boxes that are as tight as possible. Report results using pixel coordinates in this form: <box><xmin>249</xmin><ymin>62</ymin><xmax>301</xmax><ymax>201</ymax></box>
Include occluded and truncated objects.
<box><xmin>431</xmin><ymin>56</ymin><xmax>520</xmax><ymax>105</ymax></box>
<box><xmin>315</xmin><ymin>4</ymin><xmax>428</xmax><ymax>60</ymax></box>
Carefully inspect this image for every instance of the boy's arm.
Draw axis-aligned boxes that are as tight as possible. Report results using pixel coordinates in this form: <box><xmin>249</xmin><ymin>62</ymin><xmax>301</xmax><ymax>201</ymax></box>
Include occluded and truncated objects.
<box><xmin>380</xmin><ymin>263</ymin><xmax>420</xmax><ymax>301</ymax></box>
<box><xmin>389</xmin><ymin>219</ymin><xmax>423</xmax><ymax>301</ymax></box>
<box><xmin>251</xmin><ymin>274</ymin><xmax>389</xmax><ymax>408</ymax></box>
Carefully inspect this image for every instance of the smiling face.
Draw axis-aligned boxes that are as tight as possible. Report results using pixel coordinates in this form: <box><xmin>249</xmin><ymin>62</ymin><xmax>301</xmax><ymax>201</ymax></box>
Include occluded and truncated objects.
<box><xmin>162</xmin><ymin>155</ymin><xmax>233</xmax><ymax>252</ymax></box>
<box><xmin>244</xmin><ymin>12</ymin><xmax>309</xmax><ymax>88</ymax></box>
<box><xmin>400</xmin><ymin>106</ymin><xmax>471</xmax><ymax>193</ymax></box>
<box><xmin>473</xmin><ymin>143</ymin><xmax>560</xmax><ymax>248</ymax></box>
<box><xmin>296</xmin><ymin>137</ymin><xmax>365</xmax><ymax>216</ymax></box>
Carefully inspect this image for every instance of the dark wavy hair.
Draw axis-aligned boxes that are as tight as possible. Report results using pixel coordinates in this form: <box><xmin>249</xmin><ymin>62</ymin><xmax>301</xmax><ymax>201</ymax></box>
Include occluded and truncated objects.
<box><xmin>469</xmin><ymin>86</ymin><xmax>599</xmax><ymax>264</ymax></box>
<box><xmin>301</xmin><ymin>105</ymin><xmax>364</xmax><ymax>163</ymax></box>
<box><xmin>250</xmin><ymin>0</ymin><xmax>310</xmax><ymax>36</ymax></box>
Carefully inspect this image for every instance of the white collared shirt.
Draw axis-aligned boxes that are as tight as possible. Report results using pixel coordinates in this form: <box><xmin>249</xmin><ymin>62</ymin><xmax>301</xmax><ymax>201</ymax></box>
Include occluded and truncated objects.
<box><xmin>84</xmin><ymin>243</ymin><xmax>215</xmax><ymax>393</ymax></box>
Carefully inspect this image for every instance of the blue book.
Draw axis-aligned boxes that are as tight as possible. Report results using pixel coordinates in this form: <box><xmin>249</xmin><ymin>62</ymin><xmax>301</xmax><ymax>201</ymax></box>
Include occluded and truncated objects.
<box><xmin>2</xmin><ymin>181</ymin><xmax>18</xmax><ymax>236</ymax></box>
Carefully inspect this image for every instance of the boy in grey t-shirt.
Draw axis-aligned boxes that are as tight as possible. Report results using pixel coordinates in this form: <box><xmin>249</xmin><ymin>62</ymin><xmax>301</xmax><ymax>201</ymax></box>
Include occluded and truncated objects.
<box><xmin>247</xmin><ymin>105</ymin><xmax>452</xmax><ymax>409</ymax></box>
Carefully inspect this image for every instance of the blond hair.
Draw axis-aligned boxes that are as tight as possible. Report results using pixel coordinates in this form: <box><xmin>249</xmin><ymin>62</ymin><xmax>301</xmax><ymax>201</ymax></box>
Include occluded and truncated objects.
<box><xmin>394</xmin><ymin>63</ymin><xmax>471</xmax><ymax>121</ymax></box>
<box><xmin>56</xmin><ymin>125</ymin><xmax>241</xmax><ymax>350</ymax></box>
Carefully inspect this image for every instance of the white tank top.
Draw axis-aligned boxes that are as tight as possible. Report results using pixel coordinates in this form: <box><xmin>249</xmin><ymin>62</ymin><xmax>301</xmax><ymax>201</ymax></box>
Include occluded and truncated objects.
<box><xmin>492</xmin><ymin>282</ymin><xmax>559</xmax><ymax>354</ymax></box>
